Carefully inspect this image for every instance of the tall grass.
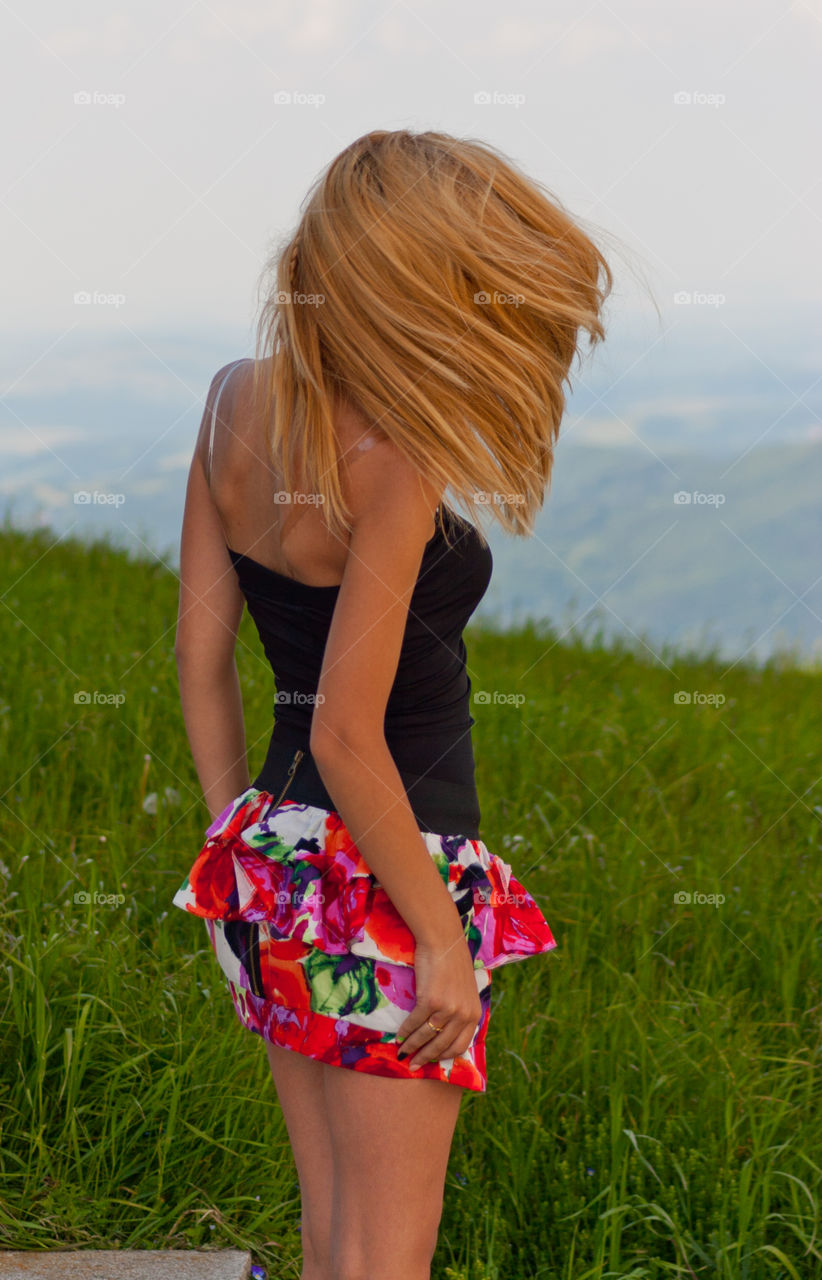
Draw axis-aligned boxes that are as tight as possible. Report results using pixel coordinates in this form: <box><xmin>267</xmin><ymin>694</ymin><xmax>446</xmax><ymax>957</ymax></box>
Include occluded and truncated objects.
<box><xmin>1</xmin><ymin>524</ymin><xmax>819</xmax><ymax>1279</ymax></box>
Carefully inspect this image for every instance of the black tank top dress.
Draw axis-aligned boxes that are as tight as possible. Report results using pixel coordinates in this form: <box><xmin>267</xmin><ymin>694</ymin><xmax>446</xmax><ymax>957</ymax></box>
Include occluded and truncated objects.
<box><xmin>172</xmin><ymin>361</ymin><xmax>558</xmax><ymax>1094</ymax></box>
<box><xmin>232</xmin><ymin>501</ymin><xmax>492</xmax><ymax>839</ymax></box>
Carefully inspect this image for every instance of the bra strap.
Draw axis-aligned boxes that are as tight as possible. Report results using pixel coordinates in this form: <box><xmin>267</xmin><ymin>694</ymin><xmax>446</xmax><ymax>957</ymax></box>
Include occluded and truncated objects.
<box><xmin>206</xmin><ymin>358</ymin><xmax>247</xmax><ymax>483</ymax></box>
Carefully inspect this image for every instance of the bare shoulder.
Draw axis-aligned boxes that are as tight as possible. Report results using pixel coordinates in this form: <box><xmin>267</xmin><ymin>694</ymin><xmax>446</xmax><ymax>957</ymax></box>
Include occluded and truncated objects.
<box><xmin>338</xmin><ymin>419</ymin><xmax>442</xmax><ymax>549</ymax></box>
<box><xmin>203</xmin><ymin>357</ymin><xmax>255</xmax><ymax>427</ymax></box>
<box><xmin>221</xmin><ymin>356</ymin><xmax>258</xmax><ymax>408</ymax></box>
<box><xmin>197</xmin><ymin>357</ymin><xmax>257</xmax><ymax>480</ymax></box>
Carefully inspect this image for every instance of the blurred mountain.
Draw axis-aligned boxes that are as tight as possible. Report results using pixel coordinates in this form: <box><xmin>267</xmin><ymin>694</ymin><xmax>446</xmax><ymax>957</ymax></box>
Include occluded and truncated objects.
<box><xmin>1</xmin><ymin>333</ymin><xmax>820</xmax><ymax>664</ymax></box>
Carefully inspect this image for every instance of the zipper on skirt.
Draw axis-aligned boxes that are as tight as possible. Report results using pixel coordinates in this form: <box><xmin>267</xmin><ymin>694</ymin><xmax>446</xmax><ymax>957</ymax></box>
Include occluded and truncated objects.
<box><xmin>268</xmin><ymin>747</ymin><xmax>305</xmax><ymax>812</ymax></box>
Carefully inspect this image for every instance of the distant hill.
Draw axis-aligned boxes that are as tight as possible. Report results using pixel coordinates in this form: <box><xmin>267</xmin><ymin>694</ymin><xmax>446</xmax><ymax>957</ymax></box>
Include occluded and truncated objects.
<box><xmin>481</xmin><ymin>440</ymin><xmax>822</xmax><ymax>664</ymax></box>
<box><xmin>1</xmin><ymin>399</ymin><xmax>820</xmax><ymax>664</ymax></box>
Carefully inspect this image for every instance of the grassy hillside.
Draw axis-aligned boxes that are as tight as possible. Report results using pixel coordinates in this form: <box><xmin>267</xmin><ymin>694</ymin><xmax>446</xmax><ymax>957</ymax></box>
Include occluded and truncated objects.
<box><xmin>1</xmin><ymin>527</ymin><xmax>820</xmax><ymax>1279</ymax></box>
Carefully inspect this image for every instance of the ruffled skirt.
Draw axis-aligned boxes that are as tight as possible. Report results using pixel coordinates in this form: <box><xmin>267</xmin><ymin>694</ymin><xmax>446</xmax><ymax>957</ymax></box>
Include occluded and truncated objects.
<box><xmin>171</xmin><ymin>785</ymin><xmax>557</xmax><ymax>1093</ymax></box>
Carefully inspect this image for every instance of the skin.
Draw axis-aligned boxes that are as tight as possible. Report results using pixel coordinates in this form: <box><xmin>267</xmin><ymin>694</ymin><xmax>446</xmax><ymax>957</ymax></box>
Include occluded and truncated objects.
<box><xmin>175</xmin><ymin>363</ymin><xmax>483</xmax><ymax>1278</ymax></box>
<box><xmin>265</xmin><ymin>1042</ymin><xmax>463</xmax><ymax>1280</ymax></box>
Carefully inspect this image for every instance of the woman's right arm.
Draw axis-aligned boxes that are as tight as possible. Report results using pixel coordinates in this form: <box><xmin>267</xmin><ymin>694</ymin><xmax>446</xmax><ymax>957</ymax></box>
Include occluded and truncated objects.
<box><xmin>310</xmin><ymin>437</ymin><xmax>462</xmax><ymax>950</ymax></box>
<box><xmin>309</xmin><ymin>437</ymin><xmax>482</xmax><ymax>1061</ymax></box>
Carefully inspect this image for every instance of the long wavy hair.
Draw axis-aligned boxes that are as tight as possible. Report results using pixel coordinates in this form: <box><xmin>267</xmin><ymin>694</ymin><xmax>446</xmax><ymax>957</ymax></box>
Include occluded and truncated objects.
<box><xmin>251</xmin><ymin>128</ymin><xmax>615</xmax><ymax>548</ymax></box>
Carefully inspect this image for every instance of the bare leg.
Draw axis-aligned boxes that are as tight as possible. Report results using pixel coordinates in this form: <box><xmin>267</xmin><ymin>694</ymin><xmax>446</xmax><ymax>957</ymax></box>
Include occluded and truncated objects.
<box><xmin>265</xmin><ymin>1041</ymin><xmax>334</xmax><ymax>1280</ymax></box>
<box><xmin>323</xmin><ymin>1066</ymin><xmax>465</xmax><ymax>1280</ymax></box>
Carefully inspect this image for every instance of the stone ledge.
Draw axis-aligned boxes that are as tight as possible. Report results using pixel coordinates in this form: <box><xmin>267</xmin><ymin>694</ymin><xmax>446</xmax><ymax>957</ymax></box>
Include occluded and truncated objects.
<box><xmin>0</xmin><ymin>1251</ymin><xmax>254</xmax><ymax>1280</ymax></box>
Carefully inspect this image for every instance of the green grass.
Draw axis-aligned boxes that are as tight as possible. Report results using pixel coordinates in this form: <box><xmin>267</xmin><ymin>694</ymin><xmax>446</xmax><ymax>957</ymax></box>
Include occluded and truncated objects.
<box><xmin>1</xmin><ymin>523</ymin><xmax>820</xmax><ymax>1279</ymax></box>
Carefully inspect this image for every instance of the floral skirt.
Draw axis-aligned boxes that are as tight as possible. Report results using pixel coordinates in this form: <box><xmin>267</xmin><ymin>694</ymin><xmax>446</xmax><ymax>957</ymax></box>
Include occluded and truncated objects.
<box><xmin>171</xmin><ymin>785</ymin><xmax>557</xmax><ymax>1093</ymax></box>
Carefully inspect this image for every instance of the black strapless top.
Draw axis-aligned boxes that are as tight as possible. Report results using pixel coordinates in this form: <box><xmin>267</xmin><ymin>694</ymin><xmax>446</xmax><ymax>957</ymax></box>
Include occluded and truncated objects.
<box><xmin>227</xmin><ymin>505</ymin><xmax>493</xmax><ymax>837</ymax></box>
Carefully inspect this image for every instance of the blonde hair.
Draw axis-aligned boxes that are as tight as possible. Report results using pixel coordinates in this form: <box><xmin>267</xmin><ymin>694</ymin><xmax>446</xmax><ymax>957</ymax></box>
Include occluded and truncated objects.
<box><xmin>252</xmin><ymin>128</ymin><xmax>614</xmax><ymax>548</ymax></box>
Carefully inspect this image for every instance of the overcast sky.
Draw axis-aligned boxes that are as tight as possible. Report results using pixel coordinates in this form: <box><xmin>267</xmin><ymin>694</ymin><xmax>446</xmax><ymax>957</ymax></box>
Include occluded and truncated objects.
<box><xmin>2</xmin><ymin>0</ymin><xmax>820</xmax><ymax>394</ymax></box>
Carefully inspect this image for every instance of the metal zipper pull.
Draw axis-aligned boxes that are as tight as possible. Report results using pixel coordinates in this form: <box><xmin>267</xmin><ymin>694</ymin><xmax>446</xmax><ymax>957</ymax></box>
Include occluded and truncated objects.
<box><xmin>270</xmin><ymin>747</ymin><xmax>305</xmax><ymax>811</ymax></box>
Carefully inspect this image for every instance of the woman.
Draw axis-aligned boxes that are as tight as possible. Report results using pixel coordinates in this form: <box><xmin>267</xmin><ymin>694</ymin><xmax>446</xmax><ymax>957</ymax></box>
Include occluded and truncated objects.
<box><xmin>172</xmin><ymin>128</ymin><xmax>612</xmax><ymax>1280</ymax></box>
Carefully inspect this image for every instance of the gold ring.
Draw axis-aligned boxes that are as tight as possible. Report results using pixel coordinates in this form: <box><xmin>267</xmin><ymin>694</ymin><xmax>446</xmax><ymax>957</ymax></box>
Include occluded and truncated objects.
<box><xmin>426</xmin><ymin>1018</ymin><xmax>444</xmax><ymax>1035</ymax></box>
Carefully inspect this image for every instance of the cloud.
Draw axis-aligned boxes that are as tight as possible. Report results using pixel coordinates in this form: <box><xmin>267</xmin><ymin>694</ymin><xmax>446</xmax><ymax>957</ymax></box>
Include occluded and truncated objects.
<box><xmin>561</xmin><ymin>415</ymin><xmax>644</xmax><ymax>447</ymax></box>
<box><xmin>49</xmin><ymin>14</ymin><xmax>140</xmax><ymax>59</ymax></box>
<box><xmin>0</xmin><ymin>425</ymin><xmax>91</xmax><ymax>456</ymax></box>
<box><xmin>198</xmin><ymin>0</ymin><xmax>351</xmax><ymax>50</ymax></box>
<box><xmin>157</xmin><ymin>449</ymin><xmax>194</xmax><ymax>471</ymax></box>
<box><xmin>31</xmin><ymin>482</ymin><xmax>70</xmax><ymax>507</ymax></box>
<box><xmin>464</xmin><ymin>15</ymin><xmax>647</xmax><ymax>60</ymax></box>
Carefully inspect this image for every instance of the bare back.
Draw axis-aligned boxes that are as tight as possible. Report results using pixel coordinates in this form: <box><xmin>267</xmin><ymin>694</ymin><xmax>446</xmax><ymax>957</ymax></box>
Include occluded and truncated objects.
<box><xmin>200</xmin><ymin>359</ymin><xmax>432</xmax><ymax>588</ymax></box>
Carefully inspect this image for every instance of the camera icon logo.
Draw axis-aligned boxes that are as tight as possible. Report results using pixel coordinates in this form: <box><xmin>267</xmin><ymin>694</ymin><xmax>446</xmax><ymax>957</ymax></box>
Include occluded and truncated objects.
<box><xmin>674</xmin><ymin>890</ymin><xmax>691</xmax><ymax>904</ymax></box>
<box><xmin>673</xmin><ymin>691</ymin><xmax>691</xmax><ymax>704</ymax></box>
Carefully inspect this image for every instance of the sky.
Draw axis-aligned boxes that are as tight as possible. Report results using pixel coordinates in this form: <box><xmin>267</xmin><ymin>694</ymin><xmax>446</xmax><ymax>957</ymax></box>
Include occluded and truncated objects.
<box><xmin>3</xmin><ymin>1</ymin><xmax>820</xmax><ymax>361</ymax></box>
<box><xmin>0</xmin><ymin>0</ymin><xmax>820</xmax><ymax>663</ymax></box>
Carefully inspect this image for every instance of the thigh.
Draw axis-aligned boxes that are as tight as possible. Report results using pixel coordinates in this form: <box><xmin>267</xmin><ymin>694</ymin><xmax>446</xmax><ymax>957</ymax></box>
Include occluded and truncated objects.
<box><xmin>324</xmin><ymin>1067</ymin><xmax>465</xmax><ymax>1273</ymax></box>
<box><xmin>265</xmin><ymin>1041</ymin><xmax>334</xmax><ymax>1265</ymax></box>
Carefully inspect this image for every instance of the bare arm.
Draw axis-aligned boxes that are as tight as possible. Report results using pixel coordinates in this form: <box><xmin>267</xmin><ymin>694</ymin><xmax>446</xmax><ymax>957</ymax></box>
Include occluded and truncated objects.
<box><xmin>176</xmin><ymin>660</ymin><xmax>250</xmax><ymax>824</ymax></box>
<box><xmin>175</xmin><ymin>365</ymin><xmax>251</xmax><ymax>821</ymax></box>
<box><xmin>309</xmin><ymin>444</ymin><xmax>465</xmax><ymax>952</ymax></box>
